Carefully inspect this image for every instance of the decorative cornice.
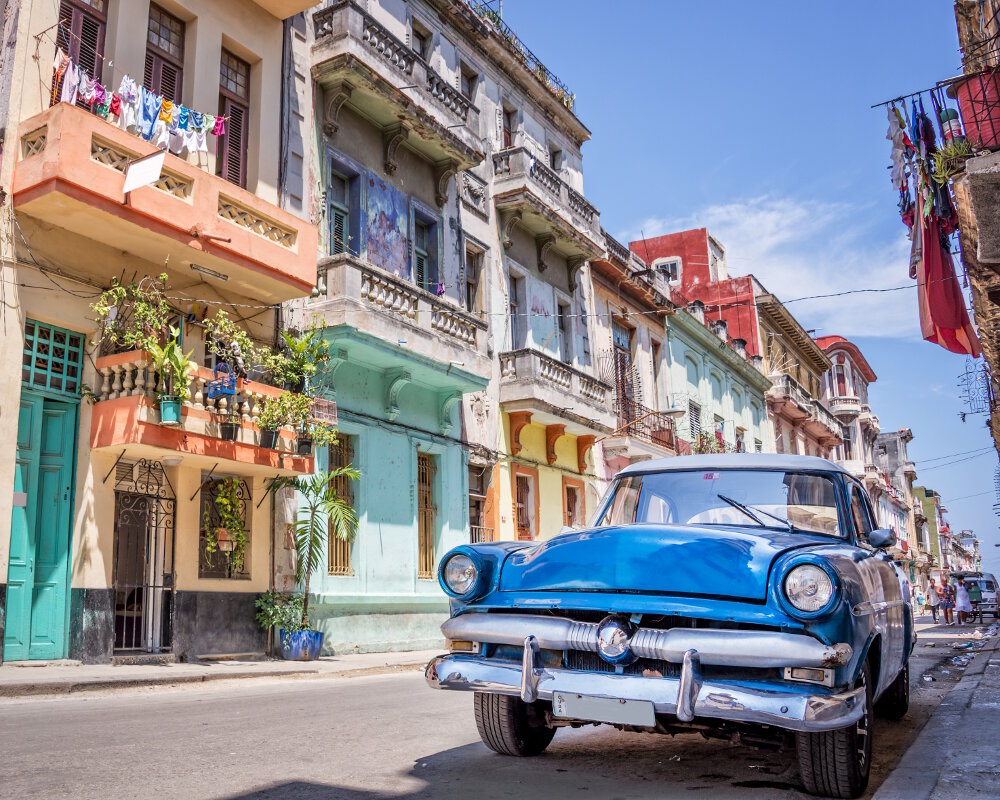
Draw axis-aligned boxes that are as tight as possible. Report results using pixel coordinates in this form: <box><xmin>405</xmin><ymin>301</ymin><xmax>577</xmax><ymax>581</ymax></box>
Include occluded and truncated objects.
<box><xmin>545</xmin><ymin>424</ymin><xmax>566</xmax><ymax>465</ymax></box>
<box><xmin>535</xmin><ymin>234</ymin><xmax>556</xmax><ymax>272</ymax></box>
<box><xmin>508</xmin><ymin>410</ymin><xmax>532</xmax><ymax>455</ymax></box>
<box><xmin>500</xmin><ymin>210</ymin><xmax>522</xmax><ymax>249</ymax></box>
<box><xmin>382</xmin><ymin>123</ymin><xmax>409</xmax><ymax>174</ymax></box>
<box><xmin>384</xmin><ymin>368</ymin><xmax>411</xmax><ymax>421</ymax></box>
<box><xmin>567</xmin><ymin>255</ymin><xmax>586</xmax><ymax>287</ymax></box>
<box><xmin>438</xmin><ymin>390</ymin><xmax>463</xmax><ymax>436</ymax></box>
<box><xmin>323</xmin><ymin>81</ymin><xmax>353</xmax><ymax>136</ymax></box>
<box><xmin>434</xmin><ymin>159</ymin><xmax>458</xmax><ymax>207</ymax></box>
<box><xmin>577</xmin><ymin>435</ymin><xmax>596</xmax><ymax>474</ymax></box>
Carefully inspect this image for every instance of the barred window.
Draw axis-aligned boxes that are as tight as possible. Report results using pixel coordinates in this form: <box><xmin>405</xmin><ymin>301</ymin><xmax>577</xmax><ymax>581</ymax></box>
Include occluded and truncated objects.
<box><xmin>328</xmin><ymin>437</ymin><xmax>356</xmax><ymax>576</ymax></box>
<box><xmin>199</xmin><ymin>477</ymin><xmax>251</xmax><ymax>580</ymax></box>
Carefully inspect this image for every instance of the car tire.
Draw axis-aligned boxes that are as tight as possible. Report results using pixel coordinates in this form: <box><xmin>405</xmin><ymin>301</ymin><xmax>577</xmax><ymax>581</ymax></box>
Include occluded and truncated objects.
<box><xmin>875</xmin><ymin>660</ymin><xmax>909</xmax><ymax>720</ymax></box>
<box><xmin>796</xmin><ymin>660</ymin><xmax>873</xmax><ymax>799</ymax></box>
<box><xmin>474</xmin><ymin>691</ymin><xmax>556</xmax><ymax>757</ymax></box>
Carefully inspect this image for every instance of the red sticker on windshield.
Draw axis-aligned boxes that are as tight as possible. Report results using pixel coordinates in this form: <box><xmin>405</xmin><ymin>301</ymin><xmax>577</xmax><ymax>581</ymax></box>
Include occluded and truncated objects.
<box><xmin>703</xmin><ymin>472</ymin><xmax>720</xmax><ymax>480</ymax></box>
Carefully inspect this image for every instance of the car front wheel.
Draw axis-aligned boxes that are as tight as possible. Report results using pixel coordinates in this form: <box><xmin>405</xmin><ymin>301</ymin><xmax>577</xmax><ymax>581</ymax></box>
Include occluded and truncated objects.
<box><xmin>796</xmin><ymin>660</ymin><xmax>873</xmax><ymax>799</ymax></box>
<box><xmin>474</xmin><ymin>692</ymin><xmax>556</xmax><ymax>757</ymax></box>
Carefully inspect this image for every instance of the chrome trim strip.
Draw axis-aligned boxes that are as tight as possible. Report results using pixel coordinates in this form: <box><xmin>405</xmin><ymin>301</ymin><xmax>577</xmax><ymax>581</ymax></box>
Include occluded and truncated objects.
<box><xmin>425</xmin><ymin>653</ymin><xmax>866</xmax><ymax>733</ymax></box>
<box><xmin>442</xmin><ymin>614</ymin><xmax>853</xmax><ymax>668</ymax></box>
<box><xmin>852</xmin><ymin>599</ymin><xmax>906</xmax><ymax>616</ymax></box>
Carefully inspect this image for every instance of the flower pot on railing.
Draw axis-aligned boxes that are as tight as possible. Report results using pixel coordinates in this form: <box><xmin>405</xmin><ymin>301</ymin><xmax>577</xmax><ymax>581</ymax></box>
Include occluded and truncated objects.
<box><xmin>296</xmin><ymin>436</ymin><xmax>313</xmax><ymax>456</ymax></box>
<box><xmin>219</xmin><ymin>419</ymin><xmax>240</xmax><ymax>441</ymax></box>
<box><xmin>278</xmin><ymin>629</ymin><xmax>324</xmax><ymax>661</ymax></box>
<box><xmin>259</xmin><ymin>429</ymin><xmax>281</xmax><ymax>449</ymax></box>
<box><xmin>952</xmin><ymin>69</ymin><xmax>1000</xmax><ymax>150</ymax></box>
<box><xmin>159</xmin><ymin>396</ymin><xmax>182</xmax><ymax>425</ymax></box>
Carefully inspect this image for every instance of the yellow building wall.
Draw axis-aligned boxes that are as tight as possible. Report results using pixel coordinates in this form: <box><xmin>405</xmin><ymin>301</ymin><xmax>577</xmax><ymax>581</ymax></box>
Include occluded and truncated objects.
<box><xmin>493</xmin><ymin>412</ymin><xmax>599</xmax><ymax>541</ymax></box>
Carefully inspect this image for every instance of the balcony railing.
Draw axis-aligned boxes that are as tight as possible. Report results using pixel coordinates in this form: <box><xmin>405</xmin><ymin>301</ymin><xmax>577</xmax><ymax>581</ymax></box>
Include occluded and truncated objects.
<box><xmin>312</xmin><ymin>1</ymin><xmax>481</xmax><ymax>164</ymax></box>
<box><xmin>810</xmin><ymin>400</ymin><xmax>843</xmax><ymax>440</ymax></box>
<box><xmin>827</xmin><ymin>395</ymin><xmax>862</xmax><ymax>417</ymax></box>
<box><xmin>470</xmin><ymin>525</ymin><xmax>495</xmax><ymax>544</ymax></box>
<box><xmin>614</xmin><ymin>397</ymin><xmax>677</xmax><ymax>450</ymax></box>
<box><xmin>13</xmin><ymin>103</ymin><xmax>316</xmax><ymax>303</ymax></box>
<box><xmin>90</xmin><ymin>351</ymin><xmax>316</xmax><ymax>473</ymax></box>
<box><xmin>768</xmin><ymin>374</ymin><xmax>813</xmax><ymax>411</ymax></box>
<box><xmin>461</xmin><ymin>1</ymin><xmax>575</xmax><ymax>112</ymax></box>
<box><xmin>498</xmin><ymin>348</ymin><xmax>615</xmax><ymax>431</ymax></box>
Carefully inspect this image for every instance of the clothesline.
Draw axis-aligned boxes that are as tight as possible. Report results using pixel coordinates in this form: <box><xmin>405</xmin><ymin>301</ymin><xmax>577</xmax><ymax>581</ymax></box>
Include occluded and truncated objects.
<box><xmin>52</xmin><ymin>49</ymin><xmax>228</xmax><ymax>160</ymax></box>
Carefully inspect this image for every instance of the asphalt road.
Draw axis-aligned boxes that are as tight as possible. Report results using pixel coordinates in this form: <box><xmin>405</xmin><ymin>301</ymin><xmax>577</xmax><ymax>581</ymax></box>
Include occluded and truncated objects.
<box><xmin>0</xmin><ymin>624</ymin><xmax>964</xmax><ymax>800</ymax></box>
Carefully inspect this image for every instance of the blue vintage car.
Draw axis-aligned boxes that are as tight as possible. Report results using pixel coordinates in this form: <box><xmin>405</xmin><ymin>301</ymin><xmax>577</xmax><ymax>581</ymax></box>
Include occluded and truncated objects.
<box><xmin>426</xmin><ymin>454</ymin><xmax>914</xmax><ymax>799</ymax></box>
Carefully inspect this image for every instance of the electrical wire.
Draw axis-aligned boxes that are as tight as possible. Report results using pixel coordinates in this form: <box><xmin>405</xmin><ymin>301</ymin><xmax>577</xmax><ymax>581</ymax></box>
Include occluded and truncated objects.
<box><xmin>915</xmin><ymin>446</ymin><xmax>995</xmax><ymax>464</ymax></box>
<box><xmin>920</xmin><ymin>451</ymin><xmax>998</xmax><ymax>471</ymax></box>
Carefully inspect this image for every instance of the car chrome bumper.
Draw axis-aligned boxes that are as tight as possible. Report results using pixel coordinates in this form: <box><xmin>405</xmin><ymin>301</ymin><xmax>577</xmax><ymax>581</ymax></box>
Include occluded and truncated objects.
<box><xmin>441</xmin><ymin>613</ymin><xmax>853</xmax><ymax>669</ymax></box>
<box><xmin>426</xmin><ymin>641</ymin><xmax>865</xmax><ymax>733</ymax></box>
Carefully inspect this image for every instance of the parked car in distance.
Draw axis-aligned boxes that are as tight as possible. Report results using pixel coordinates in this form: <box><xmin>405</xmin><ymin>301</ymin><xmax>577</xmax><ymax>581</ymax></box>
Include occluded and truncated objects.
<box><xmin>951</xmin><ymin>571</ymin><xmax>998</xmax><ymax>618</ymax></box>
<box><xmin>426</xmin><ymin>455</ymin><xmax>915</xmax><ymax>799</ymax></box>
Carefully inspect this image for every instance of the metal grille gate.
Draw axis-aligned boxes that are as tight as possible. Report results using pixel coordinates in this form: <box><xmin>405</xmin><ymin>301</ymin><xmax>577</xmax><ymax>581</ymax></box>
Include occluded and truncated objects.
<box><xmin>113</xmin><ymin>460</ymin><xmax>176</xmax><ymax>652</ymax></box>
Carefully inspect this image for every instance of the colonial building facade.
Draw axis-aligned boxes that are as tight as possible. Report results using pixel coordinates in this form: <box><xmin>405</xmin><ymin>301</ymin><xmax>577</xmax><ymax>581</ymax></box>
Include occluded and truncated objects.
<box><xmin>0</xmin><ymin>0</ymin><xmax>318</xmax><ymax>663</ymax></box>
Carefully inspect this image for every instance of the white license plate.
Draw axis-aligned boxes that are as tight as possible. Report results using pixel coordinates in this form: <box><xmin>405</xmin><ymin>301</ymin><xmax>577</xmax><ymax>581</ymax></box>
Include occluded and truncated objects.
<box><xmin>552</xmin><ymin>692</ymin><xmax>655</xmax><ymax>727</ymax></box>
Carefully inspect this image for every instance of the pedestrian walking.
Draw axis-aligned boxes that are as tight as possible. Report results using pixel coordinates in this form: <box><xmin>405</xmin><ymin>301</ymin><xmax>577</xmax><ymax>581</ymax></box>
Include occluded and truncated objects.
<box><xmin>926</xmin><ymin>578</ymin><xmax>941</xmax><ymax>623</ymax></box>
<box><xmin>915</xmin><ymin>587</ymin><xmax>925</xmax><ymax>616</ymax></box>
<box><xmin>955</xmin><ymin>577</ymin><xmax>974</xmax><ymax>625</ymax></box>
<box><xmin>941</xmin><ymin>580</ymin><xmax>955</xmax><ymax>626</ymax></box>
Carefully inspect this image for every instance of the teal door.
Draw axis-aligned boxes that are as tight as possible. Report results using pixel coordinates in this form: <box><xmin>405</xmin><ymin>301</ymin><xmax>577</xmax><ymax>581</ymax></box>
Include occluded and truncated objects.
<box><xmin>4</xmin><ymin>392</ymin><xmax>77</xmax><ymax>661</ymax></box>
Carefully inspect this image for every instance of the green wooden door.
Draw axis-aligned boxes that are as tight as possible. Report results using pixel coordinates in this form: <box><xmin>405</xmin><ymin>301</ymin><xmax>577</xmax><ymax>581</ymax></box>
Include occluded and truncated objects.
<box><xmin>4</xmin><ymin>393</ymin><xmax>76</xmax><ymax>661</ymax></box>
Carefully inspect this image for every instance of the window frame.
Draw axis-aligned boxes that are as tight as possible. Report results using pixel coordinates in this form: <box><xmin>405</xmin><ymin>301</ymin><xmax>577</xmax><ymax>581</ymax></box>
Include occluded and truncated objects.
<box><xmin>508</xmin><ymin>267</ymin><xmax>527</xmax><ymax>350</ymax></box>
<box><xmin>56</xmin><ymin>0</ymin><xmax>107</xmax><ymax>106</ymax></box>
<box><xmin>848</xmin><ymin>478</ymin><xmax>876</xmax><ymax>546</ymax></box>
<box><xmin>327</xmin><ymin>435</ymin><xmax>357</xmax><ymax>576</ymax></box>
<box><xmin>416</xmin><ymin>451</ymin><xmax>438</xmax><ymax>580</ymax></box>
<box><xmin>512</xmin><ymin>464</ymin><xmax>539</xmax><ymax>541</ymax></box>
<box><xmin>144</xmin><ymin>3</ymin><xmax>185</xmax><ymax>104</ymax></box>
<box><xmin>464</xmin><ymin>237</ymin><xmax>486</xmax><ymax>315</ymax></box>
<box><xmin>562</xmin><ymin>476</ymin><xmax>584</xmax><ymax>529</ymax></box>
<box><xmin>198</xmin><ymin>476</ymin><xmax>252</xmax><ymax>580</ymax></box>
<box><xmin>217</xmin><ymin>49</ymin><xmax>251</xmax><ymax>189</ymax></box>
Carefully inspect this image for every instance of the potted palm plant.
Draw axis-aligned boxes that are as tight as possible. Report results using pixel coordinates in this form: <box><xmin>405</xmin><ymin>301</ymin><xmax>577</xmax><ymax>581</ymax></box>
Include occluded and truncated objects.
<box><xmin>280</xmin><ymin>325</ymin><xmax>330</xmax><ymax>393</ymax></box>
<box><xmin>146</xmin><ymin>328</ymin><xmax>195</xmax><ymax>425</ymax></box>
<box><xmin>270</xmin><ymin>467</ymin><xmax>360</xmax><ymax>660</ymax></box>
<box><xmin>256</xmin><ymin>394</ymin><xmax>288</xmax><ymax>449</ymax></box>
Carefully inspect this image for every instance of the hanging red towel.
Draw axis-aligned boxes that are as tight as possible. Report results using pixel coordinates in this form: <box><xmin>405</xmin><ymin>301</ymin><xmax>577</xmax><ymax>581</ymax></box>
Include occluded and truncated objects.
<box><xmin>916</xmin><ymin>213</ymin><xmax>982</xmax><ymax>357</ymax></box>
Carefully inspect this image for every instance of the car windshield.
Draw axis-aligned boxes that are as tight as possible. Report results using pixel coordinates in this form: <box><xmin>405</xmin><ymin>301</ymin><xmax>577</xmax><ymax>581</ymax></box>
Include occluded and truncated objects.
<box><xmin>593</xmin><ymin>469</ymin><xmax>842</xmax><ymax>536</ymax></box>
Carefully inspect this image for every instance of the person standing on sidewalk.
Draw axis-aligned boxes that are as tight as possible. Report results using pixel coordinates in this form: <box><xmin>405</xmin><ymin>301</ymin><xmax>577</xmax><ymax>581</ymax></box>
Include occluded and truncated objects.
<box><xmin>941</xmin><ymin>579</ymin><xmax>956</xmax><ymax>626</ymax></box>
<box><xmin>956</xmin><ymin>577</ymin><xmax>974</xmax><ymax>625</ymax></box>
<box><xmin>926</xmin><ymin>578</ymin><xmax>941</xmax><ymax>623</ymax></box>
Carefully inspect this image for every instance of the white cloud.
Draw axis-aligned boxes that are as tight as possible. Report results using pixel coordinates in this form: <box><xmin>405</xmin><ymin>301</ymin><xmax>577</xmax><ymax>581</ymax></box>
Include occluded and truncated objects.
<box><xmin>621</xmin><ymin>196</ymin><xmax>919</xmax><ymax>340</ymax></box>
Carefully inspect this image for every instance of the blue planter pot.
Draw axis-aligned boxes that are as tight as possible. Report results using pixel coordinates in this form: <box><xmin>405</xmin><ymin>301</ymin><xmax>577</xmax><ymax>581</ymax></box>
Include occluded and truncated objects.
<box><xmin>279</xmin><ymin>629</ymin><xmax>324</xmax><ymax>661</ymax></box>
<box><xmin>159</xmin><ymin>397</ymin><xmax>182</xmax><ymax>425</ymax></box>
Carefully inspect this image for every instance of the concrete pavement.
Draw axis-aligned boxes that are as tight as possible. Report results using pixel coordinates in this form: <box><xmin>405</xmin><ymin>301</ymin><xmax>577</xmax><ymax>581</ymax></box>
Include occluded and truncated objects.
<box><xmin>873</xmin><ymin>621</ymin><xmax>1000</xmax><ymax>800</ymax></box>
<box><xmin>0</xmin><ymin>648</ymin><xmax>438</xmax><ymax>696</ymax></box>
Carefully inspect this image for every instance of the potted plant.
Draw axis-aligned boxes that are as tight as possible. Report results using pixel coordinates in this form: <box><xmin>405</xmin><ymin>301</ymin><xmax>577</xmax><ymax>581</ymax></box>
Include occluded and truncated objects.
<box><xmin>204</xmin><ymin>310</ymin><xmax>265</xmax><ymax>381</ymax></box>
<box><xmin>256</xmin><ymin>391</ymin><xmax>310</xmax><ymax>450</ymax></box>
<box><xmin>932</xmin><ymin>139</ymin><xmax>976</xmax><ymax>185</ymax></box>
<box><xmin>91</xmin><ymin>273</ymin><xmax>172</xmax><ymax>355</ymax></box>
<box><xmin>280</xmin><ymin>325</ymin><xmax>330</xmax><ymax>393</ymax></box>
<box><xmin>297</xmin><ymin>420</ymin><xmax>338</xmax><ymax>456</ymax></box>
<box><xmin>254</xmin><ymin>590</ymin><xmax>304</xmax><ymax>656</ymax></box>
<box><xmin>146</xmin><ymin>327</ymin><xmax>195</xmax><ymax>425</ymax></box>
<box><xmin>270</xmin><ymin>468</ymin><xmax>360</xmax><ymax>660</ymax></box>
<box><xmin>218</xmin><ymin>412</ymin><xmax>241</xmax><ymax>442</ymax></box>
<box><xmin>203</xmin><ymin>477</ymin><xmax>249</xmax><ymax>574</ymax></box>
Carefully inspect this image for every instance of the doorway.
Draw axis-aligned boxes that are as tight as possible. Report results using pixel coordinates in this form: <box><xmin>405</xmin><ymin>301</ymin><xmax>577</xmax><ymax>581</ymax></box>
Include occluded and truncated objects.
<box><xmin>112</xmin><ymin>461</ymin><xmax>176</xmax><ymax>653</ymax></box>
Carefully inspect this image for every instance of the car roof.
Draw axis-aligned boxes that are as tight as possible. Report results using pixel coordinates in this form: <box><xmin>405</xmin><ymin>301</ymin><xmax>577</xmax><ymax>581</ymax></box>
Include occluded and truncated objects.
<box><xmin>618</xmin><ymin>453</ymin><xmax>849</xmax><ymax>478</ymax></box>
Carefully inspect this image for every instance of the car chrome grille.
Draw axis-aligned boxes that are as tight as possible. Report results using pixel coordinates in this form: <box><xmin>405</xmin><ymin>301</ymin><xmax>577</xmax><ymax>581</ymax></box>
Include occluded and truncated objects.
<box><xmin>565</xmin><ymin>650</ymin><xmax>680</xmax><ymax>678</ymax></box>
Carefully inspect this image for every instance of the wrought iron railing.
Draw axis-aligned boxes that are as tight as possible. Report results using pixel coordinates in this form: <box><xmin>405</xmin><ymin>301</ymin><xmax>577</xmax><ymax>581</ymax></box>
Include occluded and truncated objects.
<box><xmin>613</xmin><ymin>397</ymin><xmax>676</xmax><ymax>450</ymax></box>
<box><xmin>462</xmin><ymin>1</ymin><xmax>575</xmax><ymax>112</ymax></box>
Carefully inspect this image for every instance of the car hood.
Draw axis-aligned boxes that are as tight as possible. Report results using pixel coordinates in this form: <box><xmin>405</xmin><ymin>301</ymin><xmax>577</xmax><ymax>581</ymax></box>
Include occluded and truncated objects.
<box><xmin>498</xmin><ymin>524</ymin><xmax>829</xmax><ymax>602</ymax></box>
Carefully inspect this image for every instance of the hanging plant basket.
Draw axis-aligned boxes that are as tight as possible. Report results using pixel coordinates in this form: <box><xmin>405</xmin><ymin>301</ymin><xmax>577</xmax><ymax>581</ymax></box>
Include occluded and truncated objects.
<box><xmin>219</xmin><ymin>419</ymin><xmax>240</xmax><ymax>441</ymax></box>
<box><xmin>215</xmin><ymin>527</ymin><xmax>236</xmax><ymax>553</ymax></box>
<box><xmin>260</xmin><ymin>429</ymin><xmax>281</xmax><ymax>449</ymax></box>
<box><xmin>159</xmin><ymin>396</ymin><xmax>182</xmax><ymax>425</ymax></box>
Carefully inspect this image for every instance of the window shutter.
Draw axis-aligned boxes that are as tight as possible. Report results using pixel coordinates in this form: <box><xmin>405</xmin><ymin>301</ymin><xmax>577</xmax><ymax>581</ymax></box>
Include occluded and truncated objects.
<box><xmin>219</xmin><ymin>98</ymin><xmax>248</xmax><ymax>188</ymax></box>
<box><xmin>688</xmin><ymin>401</ymin><xmax>701</xmax><ymax>438</ymax></box>
<box><xmin>77</xmin><ymin>10</ymin><xmax>104</xmax><ymax>83</ymax></box>
<box><xmin>144</xmin><ymin>51</ymin><xmax>154</xmax><ymax>88</ymax></box>
<box><xmin>159</xmin><ymin>61</ymin><xmax>181</xmax><ymax>104</ymax></box>
<box><xmin>415</xmin><ymin>251</ymin><xmax>427</xmax><ymax>288</ymax></box>
<box><xmin>330</xmin><ymin>208</ymin><xmax>347</xmax><ymax>255</ymax></box>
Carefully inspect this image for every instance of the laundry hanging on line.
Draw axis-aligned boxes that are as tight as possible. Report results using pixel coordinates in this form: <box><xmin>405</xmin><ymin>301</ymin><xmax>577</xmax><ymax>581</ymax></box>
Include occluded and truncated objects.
<box><xmin>51</xmin><ymin>48</ymin><xmax>227</xmax><ymax>159</ymax></box>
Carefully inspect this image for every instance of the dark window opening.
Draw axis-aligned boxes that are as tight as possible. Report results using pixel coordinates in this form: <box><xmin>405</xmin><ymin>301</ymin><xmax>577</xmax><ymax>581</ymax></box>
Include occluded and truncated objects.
<box><xmin>144</xmin><ymin>4</ymin><xmax>184</xmax><ymax>104</ymax></box>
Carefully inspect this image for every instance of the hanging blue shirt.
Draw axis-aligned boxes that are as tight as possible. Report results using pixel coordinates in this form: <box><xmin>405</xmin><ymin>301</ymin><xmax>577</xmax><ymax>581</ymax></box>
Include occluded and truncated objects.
<box><xmin>177</xmin><ymin>106</ymin><xmax>190</xmax><ymax>131</ymax></box>
<box><xmin>140</xmin><ymin>86</ymin><xmax>162</xmax><ymax>141</ymax></box>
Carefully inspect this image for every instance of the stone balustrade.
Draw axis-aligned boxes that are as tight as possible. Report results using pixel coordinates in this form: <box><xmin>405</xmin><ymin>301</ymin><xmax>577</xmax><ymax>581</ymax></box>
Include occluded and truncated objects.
<box><xmin>491</xmin><ymin>146</ymin><xmax>603</xmax><ymax>243</ymax></box>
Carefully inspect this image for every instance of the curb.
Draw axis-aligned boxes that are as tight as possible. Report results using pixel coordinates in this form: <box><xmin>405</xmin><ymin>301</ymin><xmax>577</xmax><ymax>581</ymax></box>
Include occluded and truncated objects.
<box><xmin>0</xmin><ymin>659</ymin><xmax>428</xmax><ymax>698</ymax></box>
<box><xmin>872</xmin><ymin>634</ymin><xmax>1000</xmax><ymax>800</ymax></box>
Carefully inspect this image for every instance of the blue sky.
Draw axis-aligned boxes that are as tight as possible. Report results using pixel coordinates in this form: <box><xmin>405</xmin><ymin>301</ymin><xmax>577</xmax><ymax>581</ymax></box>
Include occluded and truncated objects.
<box><xmin>498</xmin><ymin>0</ymin><xmax>1000</xmax><ymax>571</ymax></box>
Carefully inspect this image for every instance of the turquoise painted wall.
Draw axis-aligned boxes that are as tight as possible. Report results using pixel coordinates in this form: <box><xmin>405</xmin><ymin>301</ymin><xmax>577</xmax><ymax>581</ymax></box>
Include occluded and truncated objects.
<box><xmin>305</xmin><ymin>349</ymin><xmax>470</xmax><ymax>654</ymax></box>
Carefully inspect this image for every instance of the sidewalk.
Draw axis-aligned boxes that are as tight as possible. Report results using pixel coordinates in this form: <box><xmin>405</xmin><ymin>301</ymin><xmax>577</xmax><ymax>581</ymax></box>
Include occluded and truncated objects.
<box><xmin>874</xmin><ymin>622</ymin><xmax>1000</xmax><ymax>800</ymax></box>
<box><xmin>0</xmin><ymin>648</ymin><xmax>439</xmax><ymax>697</ymax></box>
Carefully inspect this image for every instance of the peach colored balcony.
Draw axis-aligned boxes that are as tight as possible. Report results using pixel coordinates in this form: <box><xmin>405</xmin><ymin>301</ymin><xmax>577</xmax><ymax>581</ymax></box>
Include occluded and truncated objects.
<box><xmin>253</xmin><ymin>0</ymin><xmax>318</xmax><ymax>18</ymax></box>
<box><xmin>12</xmin><ymin>103</ymin><xmax>317</xmax><ymax>304</ymax></box>
<box><xmin>90</xmin><ymin>351</ymin><xmax>318</xmax><ymax>476</ymax></box>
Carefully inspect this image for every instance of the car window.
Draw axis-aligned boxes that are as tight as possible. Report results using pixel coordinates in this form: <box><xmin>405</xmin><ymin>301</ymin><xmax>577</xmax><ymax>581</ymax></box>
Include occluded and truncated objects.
<box><xmin>594</xmin><ymin>469</ymin><xmax>842</xmax><ymax>536</ymax></box>
<box><xmin>849</xmin><ymin>482</ymin><xmax>873</xmax><ymax>543</ymax></box>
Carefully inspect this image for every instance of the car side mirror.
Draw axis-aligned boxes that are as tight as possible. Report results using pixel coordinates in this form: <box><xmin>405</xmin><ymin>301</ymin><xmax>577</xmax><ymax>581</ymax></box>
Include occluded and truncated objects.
<box><xmin>869</xmin><ymin>528</ymin><xmax>896</xmax><ymax>549</ymax></box>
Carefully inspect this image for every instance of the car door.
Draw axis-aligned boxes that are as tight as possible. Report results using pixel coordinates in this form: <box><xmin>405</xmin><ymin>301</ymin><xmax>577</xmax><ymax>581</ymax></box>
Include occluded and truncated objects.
<box><xmin>848</xmin><ymin>480</ymin><xmax>905</xmax><ymax>696</ymax></box>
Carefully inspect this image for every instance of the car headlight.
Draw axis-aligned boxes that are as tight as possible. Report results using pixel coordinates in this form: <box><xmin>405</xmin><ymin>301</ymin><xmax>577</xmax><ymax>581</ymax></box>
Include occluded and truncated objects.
<box><xmin>784</xmin><ymin>564</ymin><xmax>834</xmax><ymax>613</ymax></box>
<box><xmin>442</xmin><ymin>553</ymin><xmax>479</xmax><ymax>596</ymax></box>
